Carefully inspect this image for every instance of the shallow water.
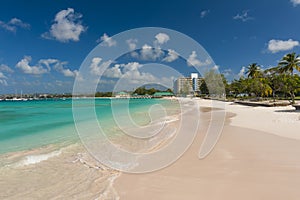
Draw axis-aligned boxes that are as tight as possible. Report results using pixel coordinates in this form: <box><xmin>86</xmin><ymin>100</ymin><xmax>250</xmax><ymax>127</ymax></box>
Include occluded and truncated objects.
<box><xmin>0</xmin><ymin>98</ymin><xmax>179</xmax><ymax>154</ymax></box>
<box><xmin>0</xmin><ymin>98</ymin><xmax>181</xmax><ymax>199</ymax></box>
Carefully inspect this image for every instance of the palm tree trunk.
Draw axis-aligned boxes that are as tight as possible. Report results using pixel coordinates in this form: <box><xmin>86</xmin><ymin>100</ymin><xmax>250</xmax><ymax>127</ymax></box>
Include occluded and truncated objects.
<box><xmin>291</xmin><ymin>91</ymin><xmax>295</xmax><ymax>104</ymax></box>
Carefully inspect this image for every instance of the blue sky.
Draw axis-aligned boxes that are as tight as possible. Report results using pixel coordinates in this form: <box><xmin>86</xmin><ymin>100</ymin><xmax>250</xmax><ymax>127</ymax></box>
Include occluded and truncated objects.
<box><xmin>1</xmin><ymin>0</ymin><xmax>300</xmax><ymax>93</ymax></box>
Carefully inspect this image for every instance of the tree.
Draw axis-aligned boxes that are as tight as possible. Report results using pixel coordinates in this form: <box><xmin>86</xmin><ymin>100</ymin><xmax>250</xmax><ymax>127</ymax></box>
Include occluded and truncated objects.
<box><xmin>265</xmin><ymin>71</ymin><xmax>284</xmax><ymax>101</ymax></box>
<box><xmin>134</xmin><ymin>87</ymin><xmax>147</xmax><ymax>95</ymax></box>
<box><xmin>203</xmin><ymin>69</ymin><xmax>226</xmax><ymax>98</ymax></box>
<box><xmin>277</xmin><ymin>52</ymin><xmax>300</xmax><ymax>75</ymax></box>
<box><xmin>166</xmin><ymin>88</ymin><xmax>173</xmax><ymax>93</ymax></box>
<box><xmin>200</xmin><ymin>81</ymin><xmax>209</xmax><ymax>95</ymax></box>
<box><xmin>280</xmin><ymin>74</ymin><xmax>300</xmax><ymax>104</ymax></box>
<box><xmin>246</xmin><ymin>63</ymin><xmax>262</xmax><ymax>78</ymax></box>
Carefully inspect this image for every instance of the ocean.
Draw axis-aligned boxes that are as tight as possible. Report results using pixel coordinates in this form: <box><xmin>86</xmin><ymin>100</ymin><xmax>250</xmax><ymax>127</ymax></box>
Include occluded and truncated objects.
<box><xmin>0</xmin><ymin>98</ymin><xmax>179</xmax><ymax>154</ymax></box>
<box><xmin>0</xmin><ymin>98</ymin><xmax>182</xmax><ymax>198</ymax></box>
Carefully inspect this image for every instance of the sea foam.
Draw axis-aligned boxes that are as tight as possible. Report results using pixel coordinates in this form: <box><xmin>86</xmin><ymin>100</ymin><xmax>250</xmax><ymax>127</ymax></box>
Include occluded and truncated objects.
<box><xmin>15</xmin><ymin>150</ymin><xmax>62</xmax><ymax>167</ymax></box>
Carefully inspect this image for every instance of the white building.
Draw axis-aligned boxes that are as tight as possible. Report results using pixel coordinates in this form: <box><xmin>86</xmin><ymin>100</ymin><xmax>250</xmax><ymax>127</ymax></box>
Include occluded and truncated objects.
<box><xmin>173</xmin><ymin>73</ymin><xmax>203</xmax><ymax>96</ymax></box>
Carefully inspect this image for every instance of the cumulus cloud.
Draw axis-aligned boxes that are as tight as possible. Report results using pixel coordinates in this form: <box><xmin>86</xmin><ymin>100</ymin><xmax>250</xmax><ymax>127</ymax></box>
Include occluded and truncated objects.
<box><xmin>187</xmin><ymin>51</ymin><xmax>211</xmax><ymax>67</ymax></box>
<box><xmin>291</xmin><ymin>0</ymin><xmax>300</xmax><ymax>6</ymax></box>
<box><xmin>38</xmin><ymin>59</ymin><xmax>60</xmax><ymax>71</ymax></box>
<box><xmin>42</xmin><ymin>8</ymin><xmax>86</xmax><ymax>42</ymax></box>
<box><xmin>222</xmin><ymin>68</ymin><xmax>232</xmax><ymax>78</ymax></box>
<box><xmin>0</xmin><ymin>72</ymin><xmax>7</xmax><ymax>79</ymax></box>
<box><xmin>154</xmin><ymin>33</ymin><xmax>170</xmax><ymax>48</ymax></box>
<box><xmin>53</xmin><ymin>61</ymin><xmax>79</xmax><ymax>77</ymax></box>
<box><xmin>0</xmin><ymin>18</ymin><xmax>30</xmax><ymax>33</ymax></box>
<box><xmin>238</xmin><ymin>66</ymin><xmax>246</xmax><ymax>78</ymax></box>
<box><xmin>212</xmin><ymin>65</ymin><xmax>219</xmax><ymax>71</ymax></box>
<box><xmin>0</xmin><ymin>72</ymin><xmax>7</xmax><ymax>86</ymax></box>
<box><xmin>138</xmin><ymin>44</ymin><xmax>164</xmax><ymax>61</ymax></box>
<box><xmin>104</xmin><ymin>64</ymin><xmax>123</xmax><ymax>78</ymax></box>
<box><xmin>154</xmin><ymin>33</ymin><xmax>170</xmax><ymax>45</ymax></box>
<box><xmin>0</xmin><ymin>64</ymin><xmax>14</xmax><ymax>73</ymax></box>
<box><xmin>120</xmin><ymin>62</ymin><xmax>156</xmax><ymax>84</ymax></box>
<box><xmin>89</xmin><ymin>57</ymin><xmax>113</xmax><ymax>76</ymax></box>
<box><xmin>126</xmin><ymin>38</ymin><xmax>138</xmax><ymax>50</ymax></box>
<box><xmin>91</xmin><ymin>60</ymin><xmax>176</xmax><ymax>90</ymax></box>
<box><xmin>102</xmin><ymin>62</ymin><xmax>156</xmax><ymax>85</ymax></box>
<box><xmin>16</xmin><ymin>56</ymin><xmax>49</xmax><ymax>75</ymax></box>
<box><xmin>15</xmin><ymin>56</ymin><xmax>80</xmax><ymax>78</ymax></box>
<box><xmin>162</xmin><ymin>49</ymin><xmax>179</xmax><ymax>62</ymax></box>
<box><xmin>97</xmin><ymin>33</ymin><xmax>117</xmax><ymax>47</ymax></box>
<box><xmin>233</xmin><ymin>10</ymin><xmax>253</xmax><ymax>22</ymax></box>
<box><xmin>267</xmin><ymin>39</ymin><xmax>299</xmax><ymax>53</ymax></box>
<box><xmin>105</xmin><ymin>62</ymin><xmax>140</xmax><ymax>78</ymax></box>
<box><xmin>200</xmin><ymin>10</ymin><xmax>210</xmax><ymax>18</ymax></box>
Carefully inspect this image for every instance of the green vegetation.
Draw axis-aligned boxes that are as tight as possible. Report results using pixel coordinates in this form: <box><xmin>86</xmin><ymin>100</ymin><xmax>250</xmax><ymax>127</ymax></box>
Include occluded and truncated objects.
<box><xmin>133</xmin><ymin>87</ymin><xmax>173</xmax><ymax>95</ymax></box>
<box><xmin>95</xmin><ymin>92</ymin><xmax>113</xmax><ymax>97</ymax></box>
<box><xmin>222</xmin><ymin>52</ymin><xmax>300</xmax><ymax>104</ymax></box>
<box><xmin>199</xmin><ymin>70</ymin><xmax>227</xmax><ymax>98</ymax></box>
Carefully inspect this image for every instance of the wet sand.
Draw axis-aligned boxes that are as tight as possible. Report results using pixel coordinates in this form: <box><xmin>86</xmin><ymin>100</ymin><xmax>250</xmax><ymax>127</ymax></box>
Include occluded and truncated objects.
<box><xmin>0</xmin><ymin>144</ymin><xmax>120</xmax><ymax>199</ymax></box>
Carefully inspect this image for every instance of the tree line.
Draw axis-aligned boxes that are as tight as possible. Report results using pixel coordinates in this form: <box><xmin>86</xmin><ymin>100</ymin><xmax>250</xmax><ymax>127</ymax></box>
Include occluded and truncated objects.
<box><xmin>201</xmin><ymin>52</ymin><xmax>300</xmax><ymax>104</ymax></box>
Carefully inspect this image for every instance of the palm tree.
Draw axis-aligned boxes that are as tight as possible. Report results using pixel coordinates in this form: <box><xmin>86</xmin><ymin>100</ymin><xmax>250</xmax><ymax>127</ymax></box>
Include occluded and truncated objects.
<box><xmin>277</xmin><ymin>52</ymin><xmax>300</xmax><ymax>75</ymax></box>
<box><xmin>246</xmin><ymin>63</ymin><xmax>261</xmax><ymax>78</ymax></box>
<box><xmin>276</xmin><ymin>53</ymin><xmax>300</xmax><ymax>104</ymax></box>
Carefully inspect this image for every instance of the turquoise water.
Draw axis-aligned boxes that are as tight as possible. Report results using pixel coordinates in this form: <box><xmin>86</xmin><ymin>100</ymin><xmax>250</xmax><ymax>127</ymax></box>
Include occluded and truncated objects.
<box><xmin>0</xmin><ymin>98</ymin><xmax>175</xmax><ymax>154</ymax></box>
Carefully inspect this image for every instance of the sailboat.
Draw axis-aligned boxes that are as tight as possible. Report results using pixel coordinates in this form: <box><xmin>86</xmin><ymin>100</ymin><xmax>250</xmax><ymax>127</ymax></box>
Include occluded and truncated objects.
<box><xmin>11</xmin><ymin>90</ymin><xmax>28</xmax><ymax>101</ymax></box>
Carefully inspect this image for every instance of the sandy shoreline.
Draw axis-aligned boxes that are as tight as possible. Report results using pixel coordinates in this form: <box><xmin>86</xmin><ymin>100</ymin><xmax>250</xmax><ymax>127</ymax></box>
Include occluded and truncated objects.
<box><xmin>114</xmin><ymin>99</ymin><xmax>300</xmax><ymax>199</ymax></box>
<box><xmin>1</xmin><ymin>98</ymin><xmax>300</xmax><ymax>199</ymax></box>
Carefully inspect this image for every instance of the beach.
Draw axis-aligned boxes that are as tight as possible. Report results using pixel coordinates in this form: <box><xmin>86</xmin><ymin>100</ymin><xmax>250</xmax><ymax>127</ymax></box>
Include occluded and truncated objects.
<box><xmin>1</xmin><ymin>98</ymin><xmax>300</xmax><ymax>199</ymax></box>
<box><xmin>114</xmin><ymin>99</ymin><xmax>300</xmax><ymax>199</ymax></box>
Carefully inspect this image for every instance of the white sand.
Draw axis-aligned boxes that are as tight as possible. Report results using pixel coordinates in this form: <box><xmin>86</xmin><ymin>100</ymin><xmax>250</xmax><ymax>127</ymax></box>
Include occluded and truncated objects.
<box><xmin>114</xmin><ymin>99</ymin><xmax>300</xmax><ymax>200</ymax></box>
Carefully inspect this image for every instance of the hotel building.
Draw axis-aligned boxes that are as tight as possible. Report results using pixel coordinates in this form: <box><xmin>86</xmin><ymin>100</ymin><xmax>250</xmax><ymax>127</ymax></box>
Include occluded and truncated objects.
<box><xmin>173</xmin><ymin>73</ymin><xmax>203</xmax><ymax>96</ymax></box>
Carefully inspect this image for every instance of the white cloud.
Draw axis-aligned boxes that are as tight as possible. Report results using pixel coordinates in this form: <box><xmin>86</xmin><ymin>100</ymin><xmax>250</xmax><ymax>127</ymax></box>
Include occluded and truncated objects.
<box><xmin>238</xmin><ymin>66</ymin><xmax>246</xmax><ymax>78</ymax></box>
<box><xmin>92</xmin><ymin>60</ymin><xmax>177</xmax><ymax>90</ymax></box>
<box><xmin>222</xmin><ymin>69</ymin><xmax>232</xmax><ymax>78</ymax></box>
<box><xmin>233</xmin><ymin>10</ymin><xmax>253</xmax><ymax>22</ymax></box>
<box><xmin>212</xmin><ymin>65</ymin><xmax>219</xmax><ymax>71</ymax></box>
<box><xmin>187</xmin><ymin>51</ymin><xmax>211</xmax><ymax>67</ymax></box>
<box><xmin>121</xmin><ymin>62</ymin><xmax>156</xmax><ymax>84</ymax></box>
<box><xmin>103</xmin><ymin>62</ymin><xmax>142</xmax><ymax>79</ymax></box>
<box><xmin>103</xmin><ymin>64</ymin><xmax>123</xmax><ymax>78</ymax></box>
<box><xmin>0</xmin><ymin>64</ymin><xmax>14</xmax><ymax>73</ymax></box>
<box><xmin>38</xmin><ymin>59</ymin><xmax>60</xmax><ymax>71</ymax></box>
<box><xmin>97</xmin><ymin>33</ymin><xmax>117</xmax><ymax>47</ymax></box>
<box><xmin>200</xmin><ymin>10</ymin><xmax>210</xmax><ymax>18</ymax></box>
<box><xmin>0</xmin><ymin>71</ymin><xmax>7</xmax><ymax>85</ymax></box>
<box><xmin>267</xmin><ymin>39</ymin><xmax>299</xmax><ymax>53</ymax></box>
<box><xmin>291</xmin><ymin>0</ymin><xmax>300</xmax><ymax>6</ymax></box>
<box><xmin>102</xmin><ymin>62</ymin><xmax>156</xmax><ymax>84</ymax></box>
<box><xmin>90</xmin><ymin>57</ymin><xmax>113</xmax><ymax>76</ymax></box>
<box><xmin>126</xmin><ymin>38</ymin><xmax>138</xmax><ymax>50</ymax></box>
<box><xmin>15</xmin><ymin>56</ymin><xmax>80</xmax><ymax>78</ymax></box>
<box><xmin>53</xmin><ymin>61</ymin><xmax>78</xmax><ymax>77</ymax></box>
<box><xmin>139</xmin><ymin>44</ymin><xmax>164</xmax><ymax>61</ymax></box>
<box><xmin>0</xmin><ymin>72</ymin><xmax>7</xmax><ymax>79</ymax></box>
<box><xmin>162</xmin><ymin>49</ymin><xmax>179</xmax><ymax>62</ymax></box>
<box><xmin>0</xmin><ymin>80</ymin><xmax>7</xmax><ymax>86</ymax></box>
<box><xmin>154</xmin><ymin>33</ymin><xmax>170</xmax><ymax>48</ymax></box>
<box><xmin>42</xmin><ymin>8</ymin><xmax>86</xmax><ymax>42</ymax></box>
<box><xmin>9</xmin><ymin>18</ymin><xmax>30</xmax><ymax>28</ymax></box>
<box><xmin>61</xmin><ymin>68</ymin><xmax>78</xmax><ymax>77</ymax></box>
<box><xmin>0</xmin><ymin>18</ymin><xmax>30</xmax><ymax>33</ymax></box>
<box><xmin>154</xmin><ymin>33</ymin><xmax>170</xmax><ymax>45</ymax></box>
<box><xmin>122</xmin><ymin>62</ymin><xmax>142</xmax><ymax>72</ymax></box>
<box><xmin>16</xmin><ymin>56</ymin><xmax>49</xmax><ymax>75</ymax></box>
